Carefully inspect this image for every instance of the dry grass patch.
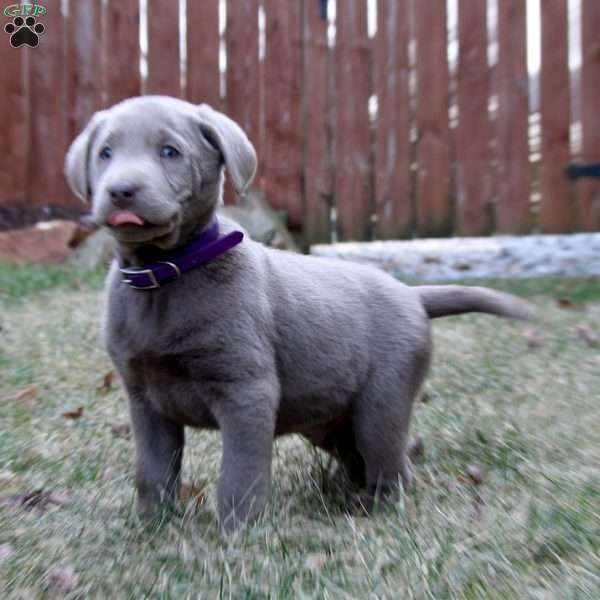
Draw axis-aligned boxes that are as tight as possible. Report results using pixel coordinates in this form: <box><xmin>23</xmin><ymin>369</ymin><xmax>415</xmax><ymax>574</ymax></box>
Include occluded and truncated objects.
<box><xmin>1</xmin><ymin>269</ymin><xmax>599</xmax><ymax>598</ymax></box>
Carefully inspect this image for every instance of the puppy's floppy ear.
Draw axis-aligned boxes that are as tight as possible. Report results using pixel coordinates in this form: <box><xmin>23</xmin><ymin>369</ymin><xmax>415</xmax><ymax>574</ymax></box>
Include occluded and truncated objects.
<box><xmin>196</xmin><ymin>104</ymin><xmax>257</xmax><ymax>195</ymax></box>
<box><xmin>64</xmin><ymin>111</ymin><xmax>107</xmax><ymax>202</ymax></box>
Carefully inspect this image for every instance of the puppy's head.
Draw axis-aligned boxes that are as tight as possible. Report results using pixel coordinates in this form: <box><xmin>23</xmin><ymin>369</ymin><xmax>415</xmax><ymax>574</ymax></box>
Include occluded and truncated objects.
<box><xmin>65</xmin><ymin>96</ymin><xmax>256</xmax><ymax>250</ymax></box>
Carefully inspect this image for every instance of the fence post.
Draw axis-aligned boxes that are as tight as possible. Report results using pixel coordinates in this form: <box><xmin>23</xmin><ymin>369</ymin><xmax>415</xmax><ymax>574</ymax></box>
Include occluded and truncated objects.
<box><xmin>414</xmin><ymin>0</ymin><xmax>452</xmax><ymax>237</ymax></box>
<box><xmin>146</xmin><ymin>0</ymin><xmax>180</xmax><ymax>97</ymax></box>
<box><xmin>302</xmin><ymin>0</ymin><xmax>333</xmax><ymax>245</ymax></box>
<box><xmin>187</xmin><ymin>0</ymin><xmax>220</xmax><ymax>108</ymax></box>
<box><xmin>66</xmin><ymin>2</ymin><xmax>102</xmax><ymax>138</ymax></box>
<box><xmin>374</xmin><ymin>0</ymin><xmax>412</xmax><ymax>240</ymax></box>
<box><xmin>539</xmin><ymin>0</ymin><xmax>571</xmax><ymax>233</ymax></box>
<box><xmin>103</xmin><ymin>0</ymin><xmax>140</xmax><ymax>106</ymax></box>
<box><xmin>496</xmin><ymin>0</ymin><xmax>530</xmax><ymax>233</ymax></box>
<box><xmin>335</xmin><ymin>0</ymin><xmax>372</xmax><ymax>241</ymax></box>
<box><xmin>456</xmin><ymin>1</ymin><xmax>493</xmax><ymax>236</ymax></box>
<box><xmin>225</xmin><ymin>0</ymin><xmax>260</xmax><ymax>204</ymax></box>
<box><xmin>263</xmin><ymin>0</ymin><xmax>303</xmax><ymax>229</ymax></box>
<box><xmin>579</xmin><ymin>0</ymin><xmax>600</xmax><ymax>230</ymax></box>
<box><xmin>27</xmin><ymin>1</ymin><xmax>70</xmax><ymax>206</ymax></box>
<box><xmin>0</xmin><ymin>10</ymin><xmax>28</xmax><ymax>205</ymax></box>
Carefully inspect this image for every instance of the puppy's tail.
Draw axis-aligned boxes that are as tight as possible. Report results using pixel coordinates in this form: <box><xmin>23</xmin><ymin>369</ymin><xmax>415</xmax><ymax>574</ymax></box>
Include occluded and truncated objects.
<box><xmin>416</xmin><ymin>285</ymin><xmax>532</xmax><ymax>321</ymax></box>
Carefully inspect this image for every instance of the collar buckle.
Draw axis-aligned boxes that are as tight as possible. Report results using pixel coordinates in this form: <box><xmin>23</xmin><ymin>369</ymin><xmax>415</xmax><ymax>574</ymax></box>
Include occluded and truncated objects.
<box><xmin>120</xmin><ymin>267</ymin><xmax>160</xmax><ymax>290</ymax></box>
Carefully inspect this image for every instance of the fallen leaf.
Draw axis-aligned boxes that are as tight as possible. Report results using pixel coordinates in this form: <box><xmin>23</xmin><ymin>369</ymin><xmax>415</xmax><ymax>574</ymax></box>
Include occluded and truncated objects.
<box><xmin>97</xmin><ymin>371</ymin><xmax>115</xmax><ymax>393</ymax></box>
<box><xmin>576</xmin><ymin>323</ymin><xmax>599</xmax><ymax>347</ymax></box>
<box><xmin>110</xmin><ymin>422</ymin><xmax>131</xmax><ymax>439</ymax></box>
<box><xmin>466</xmin><ymin>464</ymin><xmax>484</xmax><ymax>485</ymax></box>
<box><xmin>0</xmin><ymin>543</ymin><xmax>14</xmax><ymax>563</ymax></box>
<box><xmin>8</xmin><ymin>384</ymin><xmax>38</xmax><ymax>409</ymax></box>
<box><xmin>523</xmin><ymin>327</ymin><xmax>543</xmax><ymax>349</ymax></box>
<box><xmin>46</xmin><ymin>564</ymin><xmax>78</xmax><ymax>595</ymax></box>
<box><xmin>0</xmin><ymin>488</ymin><xmax>71</xmax><ymax>512</ymax></box>
<box><xmin>180</xmin><ymin>480</ymin><xmax>207</xmax><ymax>508</ymax></box>
<box><xmin>62</xmin><ymin>406</ymin><xmax>84</xmax><ymax>420</ymax></box>
<box><xmin>556</xmin><ymin>297</ymin><xmax>575</xmax><ymax>309</ymax></box>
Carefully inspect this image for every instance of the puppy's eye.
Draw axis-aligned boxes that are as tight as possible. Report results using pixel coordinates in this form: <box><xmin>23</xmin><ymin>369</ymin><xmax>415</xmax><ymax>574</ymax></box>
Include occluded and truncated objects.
<box><xmin>99</xmin><ymin>146</ymin><xmax>112</xmax><ymax>160</ymax></box>
<box><xmin>160</xmin><ymin>145</ymin><xmax>181</xmax><ymax>159</ymax></box>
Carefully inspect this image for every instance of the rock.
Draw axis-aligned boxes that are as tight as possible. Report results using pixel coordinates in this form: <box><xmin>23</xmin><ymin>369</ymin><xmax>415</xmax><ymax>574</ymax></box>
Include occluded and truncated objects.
<box><xmin>70</xmin><ymin>227</ymin><xmax>115</xmax><ymax>269</ymax></box>
<box><xmin>219</xmin><ymin>191</ymin><xmax>299</xmax><ymax>251</ymax></box>
<box><xmin>0</xmin><ymin>220</ymin><xmax>93</xmax><ymax>265</ymax></box>
<box><xmin>311</xmin><ymin>233</ymin><xmax>600</xmax><ymax>280</ymax></box>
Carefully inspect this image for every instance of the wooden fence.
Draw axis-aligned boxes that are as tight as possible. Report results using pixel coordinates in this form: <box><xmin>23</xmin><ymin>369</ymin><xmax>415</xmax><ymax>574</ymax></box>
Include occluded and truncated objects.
<box><xmin>1</xmin><ymin>0</ymin><xmax>599</xmax><ymax>244</ymax></box>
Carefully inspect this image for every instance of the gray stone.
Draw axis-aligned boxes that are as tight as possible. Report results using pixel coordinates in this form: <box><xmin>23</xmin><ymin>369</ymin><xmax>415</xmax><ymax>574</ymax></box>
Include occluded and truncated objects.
<box><xmin>219</xmin><ymin>191</ymin><xmax>298</xmax><ymax>251</ymax></box>
<box><xmin>311</xmin><ymin>234</ymin><xmax>600</xmax><ymax>280</ymax></box>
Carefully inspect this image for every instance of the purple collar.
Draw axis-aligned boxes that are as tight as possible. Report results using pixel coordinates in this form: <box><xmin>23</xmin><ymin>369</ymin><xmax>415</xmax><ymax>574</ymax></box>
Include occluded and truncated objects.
<box><xmin>119</xmin><ymin>219</ymin><xmax>243</xmax><ymax>290</ymax></box>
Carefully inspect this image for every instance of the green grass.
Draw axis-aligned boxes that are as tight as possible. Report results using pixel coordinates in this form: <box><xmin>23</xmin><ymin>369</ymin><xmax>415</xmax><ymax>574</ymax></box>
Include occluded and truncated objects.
<box><xmin>0</xmin><ymin>264</ymin><xmax>105</xmax><ymax>302</ymax></box>
<box><xmin>1</xmin><ymin>267</ymin><xmax>599</xmax><ymax>598</ymax></box>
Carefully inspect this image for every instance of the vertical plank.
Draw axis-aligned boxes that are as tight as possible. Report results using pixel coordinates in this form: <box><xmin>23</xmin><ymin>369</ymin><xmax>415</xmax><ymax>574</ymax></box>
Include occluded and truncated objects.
<box><xmin>335</xmin><ymin>0</ymin><xmax>371</xmax><ymax>240</ymax></box>
<box><xmin>27</xmin><ymin>0</ymin><xmax>70</xmax><ymax>205</ymax></box>
<box><xmin>496</xmin><ymin>0</ymin><xmax>530</xmax><ymax>233</ymax></box>
<box><xmin>302</xmin><ymin>0</ymin><xmax>332</xmax><ymax>244</ymax></box>
<box><xmin>187</xmin><ymin>0</ymin><xmax>220</xmax><ymax>107</ymax></box>
<box><xmin>263</xmin><ymin>0</ymin><xmax>303</xmax><ymax>228</ymax></box>
<box><xmin>225</xmin><ymin>0</ymin><xmax>260</xmax><ymax>203</ymax></box>
<box><xmin>579</xmin><ymin>0</ymin><xmax>600</xmax><ymax>230</ymax></box>
<box><xmin>104</xmin><ymin>0</ymin><xmax>140</xmax><ymax>106</ymax></box>
<box><xmin>456</xmin><ymin>1</ymin><xmax>493</xmax><ymax>235</ymax></box>
<box><xmin>0</xmin><ymin>13</ymin><xmax>27</xmax><ymax>204</ymax></box>
<box><xmin>146</xmin><ymin>0</ymin><xmax>180</xmax><ymax>96</ymax></box>
<box><xmin>539</xmin><ymin>0</ymin><xmax>571</xmax><ymax>233</ymax></box>
<box><xmin>66</xmin><ymin>1</ymin><xmax>102</xmax><ymax>143</ymax></box>
<box><xmin>374</xmin><ymin>0</ymin><xmax>411</xmax><ymax>239</ymax></box>
<box><xmin>414</xmin><ymin>0</ymin><xmax>452</xmax><ymax>236</ymax></box>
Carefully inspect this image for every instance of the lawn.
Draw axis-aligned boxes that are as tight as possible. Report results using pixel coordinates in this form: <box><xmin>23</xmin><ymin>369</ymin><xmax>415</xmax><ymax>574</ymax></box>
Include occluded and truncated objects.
<box><xmin>1</xmin><ymin>265</ymin><xmax>599</xmax><ymax>598</ymax></box>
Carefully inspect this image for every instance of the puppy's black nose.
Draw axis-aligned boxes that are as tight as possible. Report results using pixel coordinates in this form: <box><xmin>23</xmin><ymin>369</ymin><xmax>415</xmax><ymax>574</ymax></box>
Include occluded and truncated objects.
<box><xmin>109</xmin><ymin>183</ymin><xmax>139</xmax><ymax>208</ymax></box>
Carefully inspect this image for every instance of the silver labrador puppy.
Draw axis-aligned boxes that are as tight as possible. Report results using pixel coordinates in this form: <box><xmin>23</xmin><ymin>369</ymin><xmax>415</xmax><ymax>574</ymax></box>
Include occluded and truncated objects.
<box><xmin>65</xmin><ymin>96</ymin><xmax>529</xmax><ymax>531</ymax></box>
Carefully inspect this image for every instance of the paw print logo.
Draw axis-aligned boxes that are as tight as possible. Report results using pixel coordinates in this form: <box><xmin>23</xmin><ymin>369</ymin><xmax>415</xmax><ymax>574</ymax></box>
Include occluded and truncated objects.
<box><xmin>4</xmin><ymin>15</ymin><xmax>45</xmax><ymax>48</ymax></box>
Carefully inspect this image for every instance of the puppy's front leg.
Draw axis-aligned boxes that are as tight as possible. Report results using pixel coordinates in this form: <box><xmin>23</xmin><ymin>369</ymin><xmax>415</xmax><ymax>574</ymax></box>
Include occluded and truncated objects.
<box><xmin>214</xmin><ymin>385</ymin><xmax>276</xmax><ymax>533</ymax></box>
<box><xmin>128</xmin><ymin>391</ymin><xmax>184</xmax><ymax>516</ymax></box>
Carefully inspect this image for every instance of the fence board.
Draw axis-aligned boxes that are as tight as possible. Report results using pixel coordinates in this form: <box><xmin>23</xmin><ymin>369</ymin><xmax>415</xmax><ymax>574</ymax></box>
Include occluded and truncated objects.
<box><xmin>335</xmin><ymin>0</ymin><xmax>372</xmax><ymax>240</ymax></box>
<box><xmin>456</xmin><ymin>1</ymin><xmax>492</xmax><ymax>235</ymax></box>
<box><xmin>301</xmin><ymin>0</ymin><xmax>332</xmax><ymax>245</ymax></box>
<box><xmin>66</xmin><ymin>1</ymin><xmax>102</xmax><ymax>143</ymax></box>
<box><xmin>104</xmin><ymin>0</ymin><xmax>140</xmax><ymax>106</ymax></box>
<box><xmin>495</xmin><ymin>0</ymin><xmax>530</xmax><ymax>233</ymax></box>
<box><xmin>28</xmin><ymin>1</ymin><xmax>70</xmax><ymax>206</ymax></box>
<box><xmin>263</xmin><ymin>0</ymin><xmax>303</xmax><ymax>228</ymax></box>
<box><xmin>414</xmin><ymin>0</ymin><xmax>452</xmax><ymax>236</ymax></box>
<box><xmin>374</xmin><ymin>0</ymin><xmax>411</xmax><ymax>239</ymax></box>
<box><xmin>146</xmin><ymin>0</ymin><xmax>180</xmax><ymax>96</ymax></box>
<box><xmin>0</xmin><ymin>16</ymin><xmax>27</xmax><ymax>204</ymax></box>
<box><xmin>225</xmin><ymin>0</ymin><xmax>260</xmax><ymax>203</ymax></box>
<box><xmin>579</xmin><ymin>0</ymin><xmax>600</xmax><ymax>230</ymax></box>
<box><xmin>187</xmin><ymin>0</ymin><xmax>220</xmax><ymax>107</ymax></box>
<box><xmin>540</xmin><ymin>0</ymin><xmax>571</xmax><ymax>233</ymax></box>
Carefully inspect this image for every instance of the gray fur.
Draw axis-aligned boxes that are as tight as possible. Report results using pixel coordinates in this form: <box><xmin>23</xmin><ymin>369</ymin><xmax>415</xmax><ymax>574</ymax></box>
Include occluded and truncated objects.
<box><xmin>65</xmin><ymin>96</ymin><xmax>530</xmax><ymax>532</ymax></box>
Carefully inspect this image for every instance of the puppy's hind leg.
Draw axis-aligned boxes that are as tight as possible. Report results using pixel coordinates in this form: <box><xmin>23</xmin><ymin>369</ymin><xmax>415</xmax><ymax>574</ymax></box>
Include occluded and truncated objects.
<box><xmin>352</xmin><ymin>358</ymin><xmax>428</xmax><ymax>512</ymax></box>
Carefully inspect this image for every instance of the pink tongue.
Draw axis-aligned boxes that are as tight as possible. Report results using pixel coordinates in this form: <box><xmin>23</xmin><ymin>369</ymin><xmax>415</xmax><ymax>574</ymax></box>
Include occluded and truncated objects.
<box><xmin>107</xmin><ymin>210</ymin><xmax>145</xmax><ymax>226</ymax></box>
